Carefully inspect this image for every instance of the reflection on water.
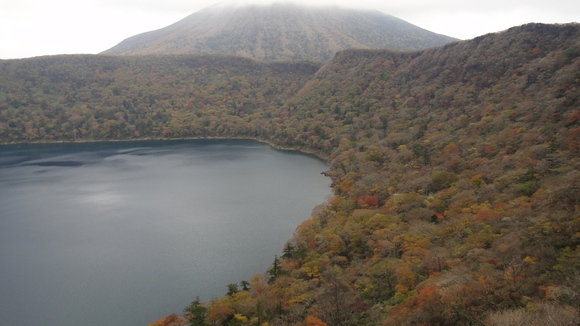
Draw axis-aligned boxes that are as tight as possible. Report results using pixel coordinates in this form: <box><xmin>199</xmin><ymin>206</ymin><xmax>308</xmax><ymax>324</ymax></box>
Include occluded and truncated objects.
<box><xmin>78</xmin><ymin>184</ymin><xmax>126</xmax><ymax>206</ymax></box>
<box><xmin>0</xmin><ymin>140</ymin><xmax>330</xmax><ymax>326</ymax></box>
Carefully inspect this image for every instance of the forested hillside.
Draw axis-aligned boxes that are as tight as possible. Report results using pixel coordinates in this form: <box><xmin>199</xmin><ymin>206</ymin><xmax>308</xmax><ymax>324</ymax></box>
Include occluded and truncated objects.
<box><xmin>0</xmin><ymin>55</ymin><xmax>320</xmax><ymax>142</ymax></box>
<box><xmin>2</xmin><ymin>23</ymin><xmax>580</xmax><ymax>325</ymax></box>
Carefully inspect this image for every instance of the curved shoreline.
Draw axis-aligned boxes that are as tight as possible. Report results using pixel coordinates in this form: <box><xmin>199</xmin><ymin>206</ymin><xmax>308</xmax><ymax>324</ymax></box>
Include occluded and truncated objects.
<box><xmin>0</xmin><ymin>136</ymin><xmax>332</xmax><ymax>163</ymax></box>
<box><xmin>0</xmin><ymin>139</ymin><xmax>332</xmax><ymax>326</ymax></box>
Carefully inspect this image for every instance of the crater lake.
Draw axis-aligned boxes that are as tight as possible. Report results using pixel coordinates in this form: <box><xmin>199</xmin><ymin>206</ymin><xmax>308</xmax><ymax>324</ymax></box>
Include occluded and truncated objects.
<box><xmin>0</xmin><ymin>139</ymin><xmax>331</xmax><ymax>326</ymax></box>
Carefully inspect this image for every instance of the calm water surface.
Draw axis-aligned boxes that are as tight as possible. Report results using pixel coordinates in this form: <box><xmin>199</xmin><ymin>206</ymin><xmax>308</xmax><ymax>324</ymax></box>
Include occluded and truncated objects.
<box><xmin>0</xmin><ymin>139</ymin><xmax>330</xmax><ymax>326</ymax></box>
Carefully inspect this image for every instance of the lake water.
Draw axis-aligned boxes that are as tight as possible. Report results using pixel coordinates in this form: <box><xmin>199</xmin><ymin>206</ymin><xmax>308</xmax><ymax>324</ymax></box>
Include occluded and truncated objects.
<box><xmin>0</xmin><ymin>139</ymin><xmax>330</xmax><ymax>326</ymax></box>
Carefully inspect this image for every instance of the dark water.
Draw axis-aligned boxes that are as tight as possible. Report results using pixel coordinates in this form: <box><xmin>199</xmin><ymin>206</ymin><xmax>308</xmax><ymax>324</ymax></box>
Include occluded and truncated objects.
<box><xmin>0</xmin><ymin>139</ymin><xmax>330</xmax><ymax>326</ymax></box>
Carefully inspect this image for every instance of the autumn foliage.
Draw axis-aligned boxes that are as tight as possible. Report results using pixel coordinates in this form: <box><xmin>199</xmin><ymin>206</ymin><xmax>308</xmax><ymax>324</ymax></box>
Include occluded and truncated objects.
<box><xmin>148</xmin><ymin>313</ymin><xmax>188</xmax><ymax>326</ymax></box>
<box><xmin>300</xmin><ymin>316</ymin><xmax>327</xmax><ymax>326</ymax></box>
<box><xmin>2</xmin><ymin>23</ymin><xmax>580</xmax><ymax>325</ymax></box>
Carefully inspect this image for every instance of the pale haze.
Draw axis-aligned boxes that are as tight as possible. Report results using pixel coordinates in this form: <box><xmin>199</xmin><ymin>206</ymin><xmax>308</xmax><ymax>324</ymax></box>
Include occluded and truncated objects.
<box><xmin>1</xmin><ymin>0</ymin><xmax>579</xmax><ymax>59</ymax></box>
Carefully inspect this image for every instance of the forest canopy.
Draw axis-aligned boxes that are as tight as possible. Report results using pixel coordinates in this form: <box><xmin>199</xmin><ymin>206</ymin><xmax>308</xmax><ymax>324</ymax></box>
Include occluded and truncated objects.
<box><xmin>2</xmin><ymin>23</ymin><xmax>580</xmax><ymax>326</ymax></box>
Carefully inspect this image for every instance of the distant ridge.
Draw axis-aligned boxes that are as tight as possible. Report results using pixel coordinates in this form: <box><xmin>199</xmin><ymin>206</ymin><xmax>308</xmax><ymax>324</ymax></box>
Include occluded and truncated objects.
<box><xmin>101</xmin><ymin>3</ymin><xmax>457</xmax><ymax>61</ymax></box>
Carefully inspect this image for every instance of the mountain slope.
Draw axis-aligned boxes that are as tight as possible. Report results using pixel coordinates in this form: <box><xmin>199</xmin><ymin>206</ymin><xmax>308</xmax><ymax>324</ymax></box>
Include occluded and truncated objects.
<box><xmin>0</xmin><ymin>54</ymin><xmax>320</xmax><ymax>140</ymax></box>
<box><xmin>1</xmin><ymin>23</ymin><xmax>579</xmax><ymax>325</ymax></box>
<box><xmin>101</xmin><ymin>3</ymin><xmax>457</xmax><ymax>61</ymax></box>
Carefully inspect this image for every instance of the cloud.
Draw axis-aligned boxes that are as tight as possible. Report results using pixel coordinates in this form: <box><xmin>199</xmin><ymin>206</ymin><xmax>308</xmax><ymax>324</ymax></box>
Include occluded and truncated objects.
<box><xmin>1</xmin><ymin>0</ymin><xmax>579</xmax><ymax>58</ymax></box>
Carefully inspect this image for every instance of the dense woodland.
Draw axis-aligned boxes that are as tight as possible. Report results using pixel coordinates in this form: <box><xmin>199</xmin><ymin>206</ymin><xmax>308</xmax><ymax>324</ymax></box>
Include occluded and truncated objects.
<box><xmin>2</xmin><ymin>23</ymin><xmax>580</xmax><ymax>326</ymax></box>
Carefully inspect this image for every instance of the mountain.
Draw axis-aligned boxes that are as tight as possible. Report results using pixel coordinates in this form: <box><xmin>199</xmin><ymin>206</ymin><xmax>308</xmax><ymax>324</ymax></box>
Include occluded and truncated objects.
<box><xmin>101</xmin><ymin>3</ymin><xmax>457</xmax><ymax>61</ymax></box>
<box><xmin>2</xmin><ymin>23</ymin><xmax>580</xmax><ymax>325</ymax></box>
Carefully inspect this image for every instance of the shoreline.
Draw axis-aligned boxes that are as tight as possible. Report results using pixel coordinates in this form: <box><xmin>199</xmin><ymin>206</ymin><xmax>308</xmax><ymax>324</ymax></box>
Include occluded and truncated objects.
<box><xmin>0</xmin><ymin>136</ymin><xmax>333</xmax><ymax>326</ymax></box>
<box><xmin>0</xmin><ymin>136</ymin><xmax>332</xmax><ymax>164</ymax></box>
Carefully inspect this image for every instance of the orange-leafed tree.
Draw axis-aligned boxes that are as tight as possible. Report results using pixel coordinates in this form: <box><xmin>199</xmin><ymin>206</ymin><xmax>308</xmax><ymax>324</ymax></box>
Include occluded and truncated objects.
<box><xmin>300</xmin><ymin>315</ymin><xmax>327</xmax><ymax>326</ymax></box>
<box><xmin>206</xmin><ymin>305</ymin><xmax>234</xmax><ymax>325</ymax></box>
<box><xmin>148</xmin><ymin>313</ymin><xmax>188</xmax><ymax>326</ymax></box>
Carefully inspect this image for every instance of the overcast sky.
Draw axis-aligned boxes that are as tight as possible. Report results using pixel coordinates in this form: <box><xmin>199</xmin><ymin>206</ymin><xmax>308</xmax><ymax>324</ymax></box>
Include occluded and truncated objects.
<box><xmin>1</xmin><ymin>0</ymin><xmax>579</xmax><ymax>59</ymax></box>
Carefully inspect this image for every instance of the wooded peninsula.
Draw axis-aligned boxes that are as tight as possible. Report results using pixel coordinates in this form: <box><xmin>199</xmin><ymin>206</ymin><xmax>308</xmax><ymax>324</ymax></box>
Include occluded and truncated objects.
<box><xmin>1</xmin><ymin>23</ymin><xmax>579</xmax><ymax>326</ymax></box>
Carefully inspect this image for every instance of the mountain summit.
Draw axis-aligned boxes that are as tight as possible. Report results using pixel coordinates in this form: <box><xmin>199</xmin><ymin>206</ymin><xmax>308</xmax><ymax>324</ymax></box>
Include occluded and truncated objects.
<box><xmin>101</xmin><ymin>3</ymin><xmax>457</xmax><ymax>61</ymax></box>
